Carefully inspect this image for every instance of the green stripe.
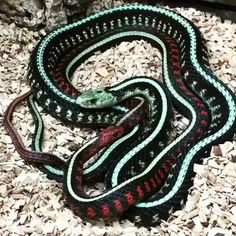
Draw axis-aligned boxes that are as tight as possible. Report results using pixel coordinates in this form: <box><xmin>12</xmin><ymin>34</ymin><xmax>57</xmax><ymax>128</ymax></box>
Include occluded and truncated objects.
<box><xmin>67</xmin><ymin>78</ymin><xmax>168</xmax><ymax>202</ymax></box>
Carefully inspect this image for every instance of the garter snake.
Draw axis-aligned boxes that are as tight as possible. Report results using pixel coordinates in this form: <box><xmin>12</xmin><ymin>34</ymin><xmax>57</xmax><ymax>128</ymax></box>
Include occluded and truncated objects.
<box><xmin>4</xmin><ymin>4</ymin><xmax>236</xmax><ymax>224</ymax></box>
<box><xmin>3</xmin><ymin>91</ymin><xmax>144</xmax><ymax>181</ymax></box>
<box><xmin>62</xmin><ymin>5</ymin><xmax>236</xmax><ymax>223</ymax></box>
<box><xmin>3</xmin><ymin>92</ymin><xmax>66</xmax><ymax>168</ymax></box>
<box><xmin>29</xmin><ymin>94</ymin><xmax>145</xmax><ymax>182</ymax></box>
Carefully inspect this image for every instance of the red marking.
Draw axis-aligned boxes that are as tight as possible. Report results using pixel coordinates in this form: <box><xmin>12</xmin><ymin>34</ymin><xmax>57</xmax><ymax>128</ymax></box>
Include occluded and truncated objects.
<box><xmin>102</xmin><ymin>204</ymin><xmax>111</xmax><ymax>217</ymax></box>
<box><xmin>163</xmin><ymin>163</ymin><xmax>170</xmax><ymax>173</ymax></box>
<box><xmin>65</xmin><ymin>86</ymin><xmax>70</xmax><ymax>94</ymax></box>
<box><xmin>55</xmin><ymin>76</ymin><xmax>62</xmax><ymax>82</ymax></box>
<box><xmin>166</xmin><ymin>159</ymin><xmax>173</xmax><ymax>166</ymax></box>
<box><xmin>144</xmin><ymin>181</ymin><xmax>151</xmax><ymax>192</ymax></box>
<box><xmin>164</xmin><ymin>36</ymin><xmax>172</xmax><ymax>41</ymax></box>
<box><xmin>193</xmin><ymin>96</ymin><xmax>200</xmax><ymax>102</ymax></box>
<box><xmin>57</xmin><ymin>79</ymin><xmax>63</xmax><ymax>84</ymax></box>
<box><xmin>175</xmin><ymin>78</ymin><xmax>183</xmax><ymax>83</ymax></box>
<box><xmin>125</xmin><ymin>192</ymin><xmax>135</xmax><ymax>205</ymax></box>
<box><xmin>171</xmin><ymin>48</ymin><xmax>179</xmax><ymax>54</ymax></box>
<box><xmin>201</xmin><ymin>111</ymin><xmax>208</xmax><ymax>116</ymax></box>
<box><xmin>87</xmin><ymin>207</ymin><xmax>96</xmax><ymax>218</ymax></box>
<box><xmin>76</xmin><ymin>166</ymin><xmax>83</xmax><ymax>173</ymax></box>
<box><xmin>76</xmin><ymin>185</ymin><xmax>83</xmax><ymax>192</ymax></box>
<box><xmin>197</xmin><ymin>128</ymin><xmax>203</xmax><ymax>135</ymax></box>
<box><xmin>150</xmin><ymin>178</ymin><xmax>157</xmax><ymax>188</ymax></box>
<box><xmin>158</xmin><ymin>169</ymin><xmax>165</xmax><ymax>179</ymax></box>
<box><xmin>75</xmin><ymin>175</ymin><xmax>82</xmax><ymax>188</ymax></box>
<box><xmin>154</xmin><ymin>174</ymin><xmax>162</xmax><ymax>184</ymax></box>
<box><xmin>201</xmin><ymin>120</ymin><xmax>208</xmax><ymax>126</ymax></box>
<box><xmin>187</xmin><ymin>91</ymin><xmax>193</xmax><ymax>96</ymax></box>
<box><xmin>84</xmin><ymin>147</ymin><xmax>98</xmax><ymax>159</ymax></box>
<box><xmin>166</xmin><ymin>41</ymin><xmax>177</xmax><ymax>47</ymax></box>
<box><xmin>179</xmin><ymin>86</ymin><xmax>187</xmax><ymax>91</ymax></box>
<box><xmin>172</xmin><ymin>155</ymin><xmax>177</xmax><ymax>160</ymax></box>
<box><xmin>69</xmin><ymin>203</ymin><xmax>76</xmax><ymax>210</ymax></box>
<box><xmin>100</xmin><ymin>126</ymin><xmax>125</xmax><ymax>146</ymax></box>
<box><xmin>74</xmin><ymin>208</ymin><xmax>80</xmax><ymax>216</ymax></box>
<box><xmin>165</xmin><ymin>37</ymin><xmax>176</xmax><ymax>47</ymax></box>
<box><xmin>174</xmin><ymin>70</ymin><xmax>181</xmax><ymax>75</ymax></box>
<box><xmin>197</xmin><ymin>102</ymin><xmax>204</xmax><ymax>108</ymax></box>
<box><xmin>75</xmin><ymin>175</ymin><xmax>81</xmax><ymax>181</ymax></box>
<box><xmin>172</xmin><ymin>61</ymin><xmax>181</xmax><ymax>68</ymax></box>
<box><xmin>55</xmin><ymin>67</ymin><xmax>60</xmax><ymax>73</ymax></box>
<box><xmin>72</xmin><ymin>90</ymin><xmax>76</xmax><ymax>97</ymax></box>
<box><xmin>55</xmin><ymin>68</ymin><xmax>62</xmax><ymax>74</ymax></box>
<box><xmin>55</xmin><ymin>71</ymin><xmax>61</xmax><ymax>77</ymax></box>
<box><xmin>172</xmin><ymin>54</ymin><xmax>180</xmax><ymax>61</ymax></box>
<box><xmin>59</xmin><ymin>81</ymin><xmax>65</xmax><ymax>87</ymax></box>
<box><xmin>169</xmin><ymin>156</ymin><xmax>177</xmax><ymax>163</ymax></box>
<box><xmin>113</xmin><ymin>200</ymin><xmax>123</xmax><ymax>212</ymax></box>
<box><xmin>136</xmin><ymin>185</ymin><xmax>144</xmax><ymax>198</ymax></box>
<box><xmin>69</xmin><ymin>204</ymin><xmax>81</xmax><ymax>216</ymax></box>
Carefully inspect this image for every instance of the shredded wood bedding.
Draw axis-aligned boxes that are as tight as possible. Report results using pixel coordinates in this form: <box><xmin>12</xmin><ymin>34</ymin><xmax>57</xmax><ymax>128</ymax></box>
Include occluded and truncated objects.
<box><xmin>0</xmin><ymin>0</ymin><xmax>236</xmax><ymax>235</ymax></box>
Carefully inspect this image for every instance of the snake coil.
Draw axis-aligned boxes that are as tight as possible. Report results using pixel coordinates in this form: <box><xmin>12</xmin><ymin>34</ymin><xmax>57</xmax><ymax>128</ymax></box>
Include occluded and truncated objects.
<box><xmin>4</xmin><ymin>5</ymin><xmax>236</xmax><ymax>225</ymax></box>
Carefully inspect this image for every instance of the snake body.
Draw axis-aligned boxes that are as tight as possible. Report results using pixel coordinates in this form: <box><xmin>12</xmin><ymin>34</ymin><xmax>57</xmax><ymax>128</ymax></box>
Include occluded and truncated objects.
<box><xmin>4</xmin><ymin>5</ymin><xmax>236</xmax><ymax>224</ymax></box>
<box><xmin>3</xmin><ymin>92</ymin><xmax>66</xmax><ymax>168</ymax></box>
<box><xmin>4</xmin><ymin>91</ymin><xmax>144</xmax><ymax>182</ymax></box>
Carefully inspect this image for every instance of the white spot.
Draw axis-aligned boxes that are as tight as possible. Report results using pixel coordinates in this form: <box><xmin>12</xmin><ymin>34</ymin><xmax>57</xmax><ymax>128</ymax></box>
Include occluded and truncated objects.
<box><xmin>45</xmin><ymin>98</ymin><xmax>51</xmax><ymax>107</ymax></box>
<box><xmin>152</xmin><ymin>214</ymin><xmax>160</xmax><ymax>222</ymax></box>
<box><xmin>134</xmin><ymin>215</ymin><xmax>141</xmax><ymax>222</ymax></box>
<box><xmin>66</xmin><ymin>110</ymin><xmax>72</xmax><ymax>120</ymax></box>
<box><xmin>36</xmin><ymin>90</ymin><xmax>42</xmax><ymax>99</ymax></box>
<box><xmin>55</xmin><ymin>105</ymin><xmax>62</xmax><ymax>113</ymax></box>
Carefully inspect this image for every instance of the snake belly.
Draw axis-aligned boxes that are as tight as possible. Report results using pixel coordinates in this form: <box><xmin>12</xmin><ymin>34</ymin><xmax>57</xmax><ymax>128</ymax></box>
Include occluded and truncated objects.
<box><xmin>8</xmin><ymin>4</ymin><xmax>236</xmax><ymax>224</ymax></box>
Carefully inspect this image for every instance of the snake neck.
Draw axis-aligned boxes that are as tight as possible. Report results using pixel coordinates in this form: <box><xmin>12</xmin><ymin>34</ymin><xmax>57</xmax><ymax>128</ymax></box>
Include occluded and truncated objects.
<box><xmin>109</xmin><ymin>77</ymin><xmax>167</xmax><ymax>126</ymax></box>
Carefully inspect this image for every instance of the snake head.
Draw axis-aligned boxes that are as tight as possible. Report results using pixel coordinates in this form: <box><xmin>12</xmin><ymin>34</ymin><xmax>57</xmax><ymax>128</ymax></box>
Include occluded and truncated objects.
<box><xmin>99</xmin><ymin>126</ymin><xmax>125</xmax><ymax>146</ymax></box>
<box><xmin>77</xmin><ymin>88</ymin><xmax>117</xmax><ymax>108</ymax></box>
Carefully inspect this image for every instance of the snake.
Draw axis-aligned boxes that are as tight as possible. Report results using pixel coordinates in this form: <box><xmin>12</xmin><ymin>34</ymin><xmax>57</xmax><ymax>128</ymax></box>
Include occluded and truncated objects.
<box><xmin>3</xmin><ymin>91</ymin><xmax>66</xmax><ymax>168</ymax></box>
<box><xmin>3</xmin><ymin>90</ymin><xmax>145</xmax><ymax>182</ymax></box>
<box><xmin>3</xmin><ymin>4</ymin><xmax>236</xmax><ymax>224</ymax></box>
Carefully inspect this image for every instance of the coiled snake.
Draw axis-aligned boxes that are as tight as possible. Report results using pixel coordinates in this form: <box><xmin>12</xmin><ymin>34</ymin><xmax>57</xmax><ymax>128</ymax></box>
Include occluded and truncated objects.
<box><xmin>3</xmin><ymin>5</ymin><xmax>236</xmax><ymax>225</ymax></box>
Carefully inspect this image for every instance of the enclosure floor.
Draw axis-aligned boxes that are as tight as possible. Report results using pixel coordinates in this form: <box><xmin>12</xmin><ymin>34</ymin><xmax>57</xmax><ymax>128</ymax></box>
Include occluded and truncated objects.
<box><xmin>0</xmin><ymin>1</ymin><xmax>236</xmax><ymax>235</ymax></box>
<box><xmin>159</xmin><ymin>0</ymin><xmax>236</xmax><ymax>22</ymax></box>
